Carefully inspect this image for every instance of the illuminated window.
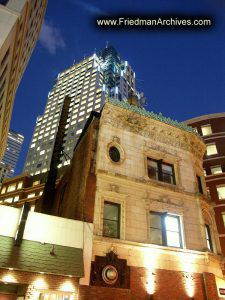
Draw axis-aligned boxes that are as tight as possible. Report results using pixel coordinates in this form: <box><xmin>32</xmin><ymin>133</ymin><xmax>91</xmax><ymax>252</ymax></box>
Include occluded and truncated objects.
<box><xmin>217</xmin><ymin>186</ymin><xmax>225</xmax><ymax>200</ymax></box>
<box><xmin>205</xmin><ymin>224</ymin><xmax>213</xmax><ymax>252</ymax></box>
<box><xmin>1</xmin><ymin>186</ymin><xmax>6</xmax><ymax>194</ymax></box>
<box><xmin>147</xmin><ymin>158</ymin><xmax>176</xmax><ymax>185</ymax></box>
<box><xmin>14</xmin><ymin>195</ymin><xmax>19</xmax><ymax>202</ymax></box>
<box><xmin>201</xmin><ymin>125</ymin><xmax>212</xmax><ymax>136</ymax></box>
<box><xmin>103</xmin><ymin>202</ymin><xmax>120</xmax><ymax>238</ymax></box>
<box><xmin>149</xmin><ymin>212</ymin><xmax>182</xmax><ymax>248</ymax></box>
<box><xmin>206</xmin><ymin>143</ymin><xmax>217</xmax><ymax>156</ymax></box>
<box><xmin>222</xmin><ymin>214</ymin><xmax>225</xmax><ymax>227</ymax></box>
<box><xmin>211</xmin><ymin>166</ymin><xmax>222</xmax><ymax>175</ymax></box>
<box><xmin>27</xmin><ymin>193</ymin><xmax>35</xmax><ymax>198</ymax></box>
<box><xmin>17</xmin><ymin>182</ymin><xmax>23</xmax><ymax>189</ymax></box>
<box><xmin>4</xmin><ymin>198</ymin><xmax>13</xmax><ymax>203</ymax></box>
<box><xmin>76</xmin><ymin>129</ymin><xmax>82</xmax><ymax>135</ymax></box>
<box><xmin>7</xmin><ymin>184</ymin><xmax>16</xmax><ymax>192</ymax></box>
<box><xmin>33</xmin><ymin>180</ymin><xmax>40</xmax><ymax>186</ymax></box>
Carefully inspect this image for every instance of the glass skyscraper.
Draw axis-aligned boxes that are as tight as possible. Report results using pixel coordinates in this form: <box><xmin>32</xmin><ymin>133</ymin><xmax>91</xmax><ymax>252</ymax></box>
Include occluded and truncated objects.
<box><xmin>24</xmin><ymin>45</ymin><xmax>144</xmax><ymax>176</ymax></box>
<box><xmin>1</xmin><ymin>130</ymin><xmax>24</xmax><ymax>179</ymax></box>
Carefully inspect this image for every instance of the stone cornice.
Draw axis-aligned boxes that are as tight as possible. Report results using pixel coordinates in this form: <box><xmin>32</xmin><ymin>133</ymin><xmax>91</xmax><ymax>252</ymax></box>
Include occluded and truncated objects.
<box><xmin>102</xmin><ymin>102</ymin><xmax>206</xmax><ymax>160</ymax></box>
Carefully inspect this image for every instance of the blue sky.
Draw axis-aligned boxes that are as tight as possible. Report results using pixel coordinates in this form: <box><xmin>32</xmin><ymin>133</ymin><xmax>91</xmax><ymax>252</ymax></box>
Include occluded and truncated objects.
<box><xmin>10</xmin><ymin>0</ymin><xmax>225</xmax><ymax>175</ymax></box>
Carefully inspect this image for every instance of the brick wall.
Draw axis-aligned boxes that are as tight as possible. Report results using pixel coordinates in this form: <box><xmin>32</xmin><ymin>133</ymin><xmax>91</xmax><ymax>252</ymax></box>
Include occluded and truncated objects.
<box><xmin>79</xmin><ymin>267</ymin><xmax>219</xmax><ymax>300</ymax></box>
<box><xmin>52</xmin><ymin>117</ymin><xmax>99</xmax><ymax>221</ymax></box>
<box><xmin>0</xmin><ymin>268</ymin><xmax>79</xmax><ymax>299</ymax></box>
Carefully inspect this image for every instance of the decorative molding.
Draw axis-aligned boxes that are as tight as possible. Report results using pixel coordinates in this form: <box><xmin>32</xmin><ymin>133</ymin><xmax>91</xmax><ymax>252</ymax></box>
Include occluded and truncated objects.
<box><xmin>144</xmin><ymin>191</ymin><xmax>184</xmax><ymax>214</ymax></box>
<box><xmin>90</xmin><ymin>250</ymin><xmax>130</xmax><ymax>289</ymax></box>
<box><xmin>106</xmin><ymin>139</ymin><xmax>125</xmax><ymax>165</ymax></box>
<box><xmin>102</xmin><ymin>102</ymin><xmax>205</xmax><ymax>160</ymax></box>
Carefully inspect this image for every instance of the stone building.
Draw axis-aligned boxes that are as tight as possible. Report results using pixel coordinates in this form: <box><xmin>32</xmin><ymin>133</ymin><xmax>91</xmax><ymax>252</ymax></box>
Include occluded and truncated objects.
<box><xmin>50</xmin><ymin>100</ymin><xmax>225</xmax><ymax>299</ymax></box>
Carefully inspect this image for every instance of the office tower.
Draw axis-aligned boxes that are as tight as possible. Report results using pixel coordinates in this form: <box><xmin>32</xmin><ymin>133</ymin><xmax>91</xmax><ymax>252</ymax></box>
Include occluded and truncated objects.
<box><xmin>1</xmin><ymin>130</ymin><xmax>24</xmax><ymax>178</ymax></box>
<box><xmin>24</xmin><ymin>45</ymin><xmax>144</xmax><ymax>176</ymax></box>
<box><xmin>0</xmin><ymin>0</ymin><xmax>47</xmax><ymax>160</ymax></box>
<box><xmin>0</xmin><ymin>162</ymin><xmax>10</xmax><ymax>185</ymax></box>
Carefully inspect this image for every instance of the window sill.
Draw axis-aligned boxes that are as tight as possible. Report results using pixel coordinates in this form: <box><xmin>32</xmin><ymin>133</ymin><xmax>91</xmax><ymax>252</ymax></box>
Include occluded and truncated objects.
<box><xmin>145</xmin><ymin>176</ymin><xmax>182</xmax><ymax>191</ymax></box>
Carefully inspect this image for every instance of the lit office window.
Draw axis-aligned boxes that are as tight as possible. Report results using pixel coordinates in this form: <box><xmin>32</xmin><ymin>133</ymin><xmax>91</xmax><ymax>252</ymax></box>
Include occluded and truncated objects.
<box><xmin>27</xmin><ymin>193</ymin><xmax>35</xmax><ymax>198</ymax></box>
<box><xmin>217</xmin><ymin>186</ymin><xmax>225</xmax><ymax>200</ymax></box>
<box><xmin>7</xmin><ymin>184</ymin><xmax>16</xmax><ymax>192</ymax></box>
<box><xmin>211</xmin><ymin>166</ymin><xmax>222</xmax><ymax>175</ymax></box>
<box><xmin>201</xmin><ymin>125</ymin><xmax>212</xmax><ymax>136</ymax></box>
<box><xmin>222</xmin><ymin>214</ymin><xmax>225</xmax><ymax>227</ymax></box>
<box><xmin>206</xmin><ymin>143</ymin><xmax>217</xmax><ymax>156</ymax></box>
<box><xmin>17</xmin><ymin>182</ymin><xmax>23</xmax><ymax>189</ymax></box>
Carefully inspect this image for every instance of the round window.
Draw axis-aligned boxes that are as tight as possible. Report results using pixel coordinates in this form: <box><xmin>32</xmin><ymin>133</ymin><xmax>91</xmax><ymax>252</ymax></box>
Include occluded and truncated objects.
<box><xmin>109</xmin><ymin>146</ymin><xmax>120</xmax><ymax>163</ymax></box>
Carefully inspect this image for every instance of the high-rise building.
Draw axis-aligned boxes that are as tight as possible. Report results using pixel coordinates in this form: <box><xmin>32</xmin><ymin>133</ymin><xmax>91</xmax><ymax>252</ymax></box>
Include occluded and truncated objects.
<box><xmin>0</xmin><ymin>161</ymin><xmax>10</xmax><ymax>185</ymax></box>
<box><xmin>1</xmin><ymin>130</ymin><xmax>24</xmax><ymax>178</ymax></box>
<box><xmin>0</xmin><ymin>0</ymin><xmax>47</xmax><ymax>160</ymax></box>
<box><xmin>184</xmin><ymin>113</ymin><xmax>225</xmax><ymax>265</ymax></box>
<box><xmin>24</xmin><ymin>45</ymin><xmax>144</xmax><ymax>176</ymax></box>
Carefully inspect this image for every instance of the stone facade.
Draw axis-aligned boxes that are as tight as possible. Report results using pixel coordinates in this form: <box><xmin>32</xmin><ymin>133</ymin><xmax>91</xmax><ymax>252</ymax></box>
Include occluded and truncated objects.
<box><xmin>44</xmin><ymin>101</ymin><xmax>225</xmax><ymax>299</ymax></box>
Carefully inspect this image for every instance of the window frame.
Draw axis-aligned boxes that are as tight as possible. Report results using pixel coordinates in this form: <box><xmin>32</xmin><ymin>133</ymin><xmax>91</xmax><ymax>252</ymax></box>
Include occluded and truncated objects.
<box><xmin>201</xmin><ymin>124</ymin><xmax>212</xmax><ymax>136</ymax></box>
<box><xmin>149</xmin><ymin>211</ymin><xmax>183</xmax><ymax>248</ymax></box>
<box><xmin>196</xmin><ymin>175</ymin><xmax>203</xmax><ymax>194</ymax></box>
<box><xmin>216</xmin><ymin>185</ymin><xmax>225</xmax><ymax>200</ymax></box>
<box><xmin>205</xmin><ymin>224</ymin><xmax>213</xmax><ymax>252</ymax></box>
<box><xmin>103</xmin><ymin>201</ymin><xmax>121</xmax><ymax>239</ymax></box>
<box><xmin>147</xmin><ymin>158</ymin><xmax>176</xmax><ymax>185</ymax></box>
<box><xmin>206</xmin><ymin>143</ymin><xmax>218</xmax><ymax>156</ymax></box>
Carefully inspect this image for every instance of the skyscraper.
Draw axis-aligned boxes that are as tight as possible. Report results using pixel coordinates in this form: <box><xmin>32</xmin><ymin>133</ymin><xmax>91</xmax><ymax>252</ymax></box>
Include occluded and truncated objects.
<box><xmin>0</xmin><ymin>0</ymin><xmax>47</xmax><ymax>160</ymax></box>
<box><xmin>2</xmin><ymin>130</ymin><xmax>24</xmax><ymax>178</ymax></box>
<box><xmin>24</xmin><ymin>45</ymin><xmax>144</xmax><ymax>176</ymax></box>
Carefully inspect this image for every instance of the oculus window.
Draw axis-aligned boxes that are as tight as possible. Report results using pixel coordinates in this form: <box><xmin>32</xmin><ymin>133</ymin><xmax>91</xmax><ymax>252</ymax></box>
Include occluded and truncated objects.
<box><xmin>147</xmin><ymin>158</ymin><xmax>176</xmax><ymax>185</ymax></box>
<box><xmin>149</xmin><ymin>212</ymin><xmax>182</xmax><ymax>248</ymax></box>
<box><xmin>109</xmin><ymin>146</ymin><xmax>120</xmax><ymax>163</ymax></box>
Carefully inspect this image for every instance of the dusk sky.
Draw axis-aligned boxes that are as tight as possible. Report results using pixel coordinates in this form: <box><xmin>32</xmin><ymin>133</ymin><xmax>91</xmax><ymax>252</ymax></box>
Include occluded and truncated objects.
<box><xmin>10</xmin><ymin>0</ymin><xmax>225</xmax><ymax>176</ymax></box>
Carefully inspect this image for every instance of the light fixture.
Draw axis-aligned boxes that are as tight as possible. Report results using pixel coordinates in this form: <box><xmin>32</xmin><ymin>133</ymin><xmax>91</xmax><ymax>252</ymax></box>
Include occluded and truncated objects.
<box><xmin>9</xmin><ymin>268</ymin><xmax>13</xmax><ymax>271</ymax></box>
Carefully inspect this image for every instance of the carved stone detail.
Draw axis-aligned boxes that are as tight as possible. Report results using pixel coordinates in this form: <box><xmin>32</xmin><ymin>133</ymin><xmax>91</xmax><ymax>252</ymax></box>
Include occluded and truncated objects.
<box><xmin>90</xmin><ymin>250</ymin><xmax>130</xmax><ymax>289</ymax></box>
<box><xmin>102</xmin><ymin>105</ymin><xmax>205</xmax><ymax>160</ymax></box>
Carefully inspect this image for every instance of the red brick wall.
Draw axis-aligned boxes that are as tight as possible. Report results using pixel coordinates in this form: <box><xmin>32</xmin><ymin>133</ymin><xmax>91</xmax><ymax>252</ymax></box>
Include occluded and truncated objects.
<box><xmin>79</xmin><ymin>267</ymin><xmax>219</xmax><ymax>300</ymax></box>
<box><xmin>0</xmin><ymin>268</ymin><xmax>78</xmax><ymax>291</ymax></box>
<box><xmin>203</xmin><ymin>272</ymin><xmax>219</xmax><ymax>300</ymax></box>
